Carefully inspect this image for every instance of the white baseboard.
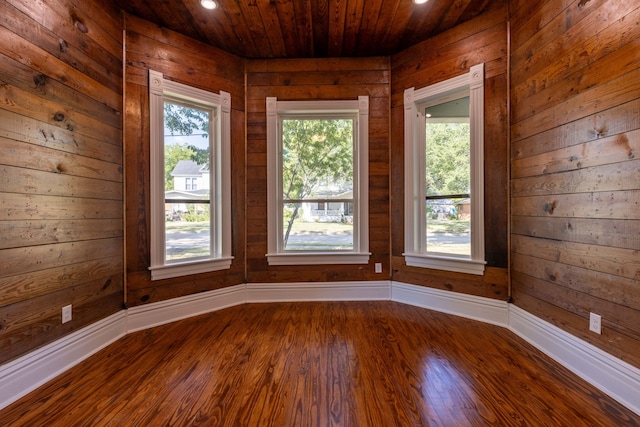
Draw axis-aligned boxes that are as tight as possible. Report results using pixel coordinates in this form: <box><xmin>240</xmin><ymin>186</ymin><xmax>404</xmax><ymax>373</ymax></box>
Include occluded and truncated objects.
<box><xmin>247</xmin><ymin>280</ymin><xmax>390</xmax><ymax>302</ymax></box>
<box><xmin>0</xmin><ymin>311</ymin><xmax>127</xmax><ymax>411</ymax></box>
<box><xmin>391</xmin><ymin>281</ymin><xmax>509</xmax><ymax>327</ymax></box>
<box><xmin>508</xmin><ymin>305</ymin><xmax>640</xmax><ymax>416</ymax></box>
<box><xmin>1</xmin><ymin>281</ymin><xmax>638</xmax><ymax>417</ymax></box>
<box><xmin>127</xmin><ymin>284</ymin><xmax>246</xmax><ymax>332</ymax></box>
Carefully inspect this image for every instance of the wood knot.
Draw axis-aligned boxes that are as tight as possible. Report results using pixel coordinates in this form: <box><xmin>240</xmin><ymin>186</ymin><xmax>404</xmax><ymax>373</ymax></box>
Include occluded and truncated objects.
<box><xmin>53</xmin><ymin>112</ymin><xmax>65</xmax><ymax>121</ymax></box>
<box><xmin>33</xmin><ymin>73</ymin><xmax>47</xmax><ymax>87</ymax></box>
<box><xmin>549</xmin><ymin>274</ymin><xmax>557</xmax><ymax>282</ymax></box>
<box><xmin>59</xmin><ymin>39</ymin><xmax>68</xmax><ymax>52</ymax></box>
<box><xmin>543</xmin><ymin>201</ymin><xmax>556</xmax><ymax>215</ymax></box>
<box><xmin>66</xmin><ymin>124</ymin><xmax>74</xmax><ymax>131</ymax></box>
<box><xmin>74</xmin><ymin>20</ymin><xmax>88</xmax><ymax>33</ymax></box>
<box><xmin>103</xmin><ymin>279</ymin><xmax>112</xmax><ymax>290</ymax></box>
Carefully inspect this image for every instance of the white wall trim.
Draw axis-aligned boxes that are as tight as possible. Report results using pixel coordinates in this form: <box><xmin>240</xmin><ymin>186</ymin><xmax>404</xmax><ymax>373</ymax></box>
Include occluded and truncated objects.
<box><xmin>0</xmin><ymin>311</ymin><xmax>127</xmax><ymax>411</ymax></box>
<box><xmin>127</xmin><ymin>284</ymin><xmax>247</xmax><ymax>332</ymax></box>
<box><xmin>508</xmin><ymin>304</ymin><xmax>640</xmax><ymax>415</ymax></box>
<box><xmin>2</xmin><ymin>281</ymin><xmax>638</xmax><ymax>417</ymax></box>
<box><xmin>247</xmin><ymin>281</ymin><xmax>390</xmax><ymax>302</ymax></box>
<box><xmin>391</xmin><ymin>281</ymin><xmax>508</xmax><ymax>327</ymax></box>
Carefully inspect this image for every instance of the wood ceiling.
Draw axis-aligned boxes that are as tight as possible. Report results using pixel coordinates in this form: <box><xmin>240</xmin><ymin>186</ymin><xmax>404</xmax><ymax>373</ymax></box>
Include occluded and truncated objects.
<box><xmin>113</xmin><ymin>0</ymin><xmax>502</xmax><ymax>59</ymax></box>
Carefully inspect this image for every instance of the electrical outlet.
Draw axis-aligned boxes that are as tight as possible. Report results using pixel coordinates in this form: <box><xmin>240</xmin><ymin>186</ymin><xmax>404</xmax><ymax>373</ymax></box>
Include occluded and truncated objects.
<box><xmin>375</xmin><ymin>263</ymin><xmax>382</xmax><ymax>273</ymax></box>
<box><xmin>589</xmin><ymin>312</ymin><xmax>601</xmax><ymax>334</ymax></box>
<box><xmin>62</xmin><ymin>304</ymin><xmax>72</xmax><ymax>324</ymax></box>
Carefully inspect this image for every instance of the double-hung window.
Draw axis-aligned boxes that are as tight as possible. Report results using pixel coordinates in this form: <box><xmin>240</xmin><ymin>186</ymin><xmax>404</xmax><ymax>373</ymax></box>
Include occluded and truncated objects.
<box><xmin>266</xmin><ymin>97</ymin><xmax>370</xmax><ymax>265</ymax></box>
<box><xmin>148</xmin><ymin>70</ymin><xmax>232</xmax><ymax>280</ymax></box>
<box><xmin>404</xmin><ymin>64</ymin><xmax>486</xmax><ymax>275</ymax></box>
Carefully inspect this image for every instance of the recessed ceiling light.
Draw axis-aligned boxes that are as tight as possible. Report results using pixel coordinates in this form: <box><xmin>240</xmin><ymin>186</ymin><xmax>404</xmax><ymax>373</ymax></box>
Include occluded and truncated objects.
<box><xmin>200</xmin><ymin>0</ymin><xmax>217</xmax><ymax>9</ymax></box>
<box><xmin>413</xmin><ymin>0</ymin><xmax>429</xmax><ymax>4</ymax></box>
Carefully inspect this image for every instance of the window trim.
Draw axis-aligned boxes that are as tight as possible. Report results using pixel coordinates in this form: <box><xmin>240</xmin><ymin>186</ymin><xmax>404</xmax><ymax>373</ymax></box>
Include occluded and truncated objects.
<box><xmin>148</xmin><ymin>70</ymin><xmax>233</xmax><ymax>280</ymax></box>
<box><xmin>403</xmin><ymin>63</ymin><xmax>486</xmax><ymax>275</ymax></box>
<box><xmin>266</xmin><ymin>97</ymin><xmax>370</xmax><ymax>265</ymax></box>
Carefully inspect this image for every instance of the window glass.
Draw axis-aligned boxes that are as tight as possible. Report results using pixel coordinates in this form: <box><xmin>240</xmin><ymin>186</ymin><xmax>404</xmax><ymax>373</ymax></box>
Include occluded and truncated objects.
<box><xmin>164</xmin><ymin>101</ymin><xmax>212</xmax><ymax>262</ymax></box>
<box><xmin>425</xmin><ymin>96</ymin><xmax>470</xmax><ymax>257</ymax></box>
<box><xmin>280</xmin><ymin>117</ymin><xmax>355</xmax><ymax>252</ymax></box>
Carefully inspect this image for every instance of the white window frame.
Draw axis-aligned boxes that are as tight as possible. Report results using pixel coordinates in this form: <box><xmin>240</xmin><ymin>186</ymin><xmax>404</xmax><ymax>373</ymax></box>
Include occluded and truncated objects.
<box><xmin>148</xmin><ymin>70</ymin><xmax>233</xmax><ymax>280</ymax></box>
<box><xmin>266</xmin><ymin>97</ymin><xmax>370</xmax><ymax>265</ymax></box>
<box><xmin>403</xmin><ymin>63</ymin><xmax>486</xmax><ymax>275</ymax></box>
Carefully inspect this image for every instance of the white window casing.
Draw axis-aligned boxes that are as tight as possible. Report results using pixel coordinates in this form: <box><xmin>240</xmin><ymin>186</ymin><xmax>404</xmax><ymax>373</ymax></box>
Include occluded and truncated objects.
<box><xmin>403</xmin><ymin>63</ymin><xmax>486</xmax><ymax>275</ymax></box>
<box><xmin>148</xmin><ymin>70</ymin><xmax>233</xmax><ymax>280</ymax></box>
<box><xmin>266</xmin><ymin>97</ymin><xmax>371</xmax><ymax>265</ymax></box>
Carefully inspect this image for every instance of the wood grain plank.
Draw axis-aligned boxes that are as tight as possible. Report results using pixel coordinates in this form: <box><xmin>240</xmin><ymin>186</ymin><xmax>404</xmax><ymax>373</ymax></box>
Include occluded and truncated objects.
<box><xmin>0</xmin><ymin>81</ymin><xmax>121</xmax><ymax>145</ymax></box>
<box><xmin>511</xmin><ymin>159</ymin><xmax>639</xmax><ymax>197</ymax></box>
<box><xmin>0</xmin><ymin>137</ymin><xmax>122</xmax><ymax>182</ymax></box>
<box><xmin>0</xmin><ymin>238</ymin><xmax>122</xmax><ymax>278</ymax></box>
<box><xmin>512</xmin><ymin>68</ymin><xmax>640</xmax><ymax>141</ymax></box>
<box><xmin>511</xmin><ymin>234</ymin><xmax>640</xmax><ymax>282</ymax></box>
<box><xmin>0</xmin><ymin>165</ymin><xmax>122</xmax><ymax>200</ymax></box>
<box><xmin>512</xmin><ymin>129</ymin><xmax>639</xmax><ymax>179</ymax></box>
<box><xmin>511</xmin><ymin>216</ymin><xmax>640</xmax><ymax>250</ymax></box>
<box><xmin>512</xmin><ymin>190</ymin><xmax>640</xmax><ymax>220</ymax></box>
<box><xmin>0</xmin><ymin>193</ymin><xmax>123</xmax><ymax>220</ymax></box>
<box><xmin>0</xmin><ymin>219</ymin><xmax>122</xmax><ymax>250</ymax></box>
<box><xmin>512</xmin><ymin>251</ymin><xmax>640</xmax><ymax>309</ymax></box>
<box><xmin>0</xmin><ymin>110</ymin><xmax>123</xmax><ymax>163</ymax></box>
<box><xmin>0</xmin><ymin>26</ymin><xmax>121</xmax><ymax>112</ymax></box>
<box><xmin>0</xmin><ymin>256</ymin><xmax>123</xmax><ymax>306</ymax></box>
<box><xmin>511</xmin><ymin>99</ymin><xmax>640</xmax><ymax>159</ymax></box>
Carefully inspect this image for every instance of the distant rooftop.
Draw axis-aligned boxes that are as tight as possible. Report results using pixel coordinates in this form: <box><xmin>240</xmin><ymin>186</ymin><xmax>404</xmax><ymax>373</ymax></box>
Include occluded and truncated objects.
<box><xmin>171</xmin><ymin>160</ymin><xmax>208</xmax><ymax>176</ymax></box>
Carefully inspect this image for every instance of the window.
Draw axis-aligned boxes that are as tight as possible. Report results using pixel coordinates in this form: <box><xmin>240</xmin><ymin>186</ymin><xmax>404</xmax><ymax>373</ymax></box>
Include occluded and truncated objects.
<box><xmin>403</xmin><ymin>64</ymin><xmax>486</xmax><ymax>275</ymax></box>
<box><xmin>148</xmin><ymin>70</ymin><xmax>232</xmax><ymax>280</ymax></box>
<box><xmin>266</xmin><ymin>97</ymin><xmax>370</xmax><ymax>265</ymax></box>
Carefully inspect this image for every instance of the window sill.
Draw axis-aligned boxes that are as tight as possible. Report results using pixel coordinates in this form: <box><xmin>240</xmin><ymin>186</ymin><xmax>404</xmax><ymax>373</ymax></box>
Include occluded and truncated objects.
<box><xmin>403</xmin><ymin>253</ymin><xmax>486</xmax><ymax>275</ymax></box>
<box><xmin>266</xmin><ymin>252</ymin><xmax>371</xmax><ymax>266</ymax></box>
<box><xmin>149</xmin><ymin>257</ymin><xmax>234</xmax><ymax>281</ymax></box>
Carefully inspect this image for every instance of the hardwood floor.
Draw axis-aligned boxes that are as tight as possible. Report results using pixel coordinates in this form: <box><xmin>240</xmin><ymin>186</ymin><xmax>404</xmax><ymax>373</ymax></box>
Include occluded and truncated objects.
<box><xmin>1</xmin><ymin>301</ymin><xmax>638</xmax><ymax>426</ymax></box>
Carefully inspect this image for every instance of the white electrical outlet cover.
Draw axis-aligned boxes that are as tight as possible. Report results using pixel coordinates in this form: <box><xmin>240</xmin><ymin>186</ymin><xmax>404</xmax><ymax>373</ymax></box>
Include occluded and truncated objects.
<box><xmin>589</xmin><ymin>312</ymin><xmax>601</xmax><ymax>334</ymax></box>
<box><xmin>62</xmin><ymin>305</ymin><xmax>72</xmax><ymax>324</ymax></box>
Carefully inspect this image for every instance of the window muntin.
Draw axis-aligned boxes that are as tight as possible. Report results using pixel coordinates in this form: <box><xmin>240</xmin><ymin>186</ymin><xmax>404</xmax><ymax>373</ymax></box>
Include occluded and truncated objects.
<box><xmin>404</xmin><ymin>64</ymin><xmax>485</xmax><ymax>275</ymax></box>
<box><xmin>149</xmin><ymin>70</ymin><xmax>232</xmax><ymax>280</ymax></box>
<box><xmin>266</xmin><ymin>98</ymin><xmax>370</xmax><ymax>265</ymax></box>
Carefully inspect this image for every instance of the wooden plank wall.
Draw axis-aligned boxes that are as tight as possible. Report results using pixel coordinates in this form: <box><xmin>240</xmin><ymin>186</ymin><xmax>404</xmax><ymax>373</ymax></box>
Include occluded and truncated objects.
<box><xmin>245</xmin><ymin>58</ymin><xmax>391</xmax><ymax>283</ymax></box>
<box><xmin>510</xmin><ymin>0</ymin><xmax>640</xmax><ymax>368</ymax></box>
<box><xmin>123</xmin><ymin>14</ymin><xmax>246</xmax><ymax>306</ymax></box>
<box><xmin>0</xmin><ymin>0</ymin><xmax>124</xmax><ymax>364</ymax></box>
<box><xmin>389</xmin><ymin>6</ymin><xmax>510</xmax><ymax>300</ymax></box>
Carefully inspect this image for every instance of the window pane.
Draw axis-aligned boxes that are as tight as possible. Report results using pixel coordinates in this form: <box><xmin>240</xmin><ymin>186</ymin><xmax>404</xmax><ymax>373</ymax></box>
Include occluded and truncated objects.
<box><xmin>425</xmin><ymin>96</ymin><xmax>471</xmax><ymax>256</ymax></box>
<box><xmin>281</xmin><ymin>118</ymin><xmax>353</xmax><ymax>201</ymax></box>
<box><xmin>426</xmin><ymin>200</ymin><xmax>470</xmax><ymax>256</ymax></box>
<box><xmin>164</xmin><ymin>101</ymin><xmax>211</xmax><ymax>261</ymax></box>
<box><xmin>280</xmin><ymin>117</ymin><xmax>355</xmax><ymax>252</ymax></box>
<box><xmin>282</xmin><ymin>202</ymin><xmax>354</xmax><ymax>251</ymax></box>
<box><xmin>165</xmin><ymin>203</ymin><xmax>210</xmax><ymax>261</ymax></box>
